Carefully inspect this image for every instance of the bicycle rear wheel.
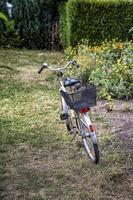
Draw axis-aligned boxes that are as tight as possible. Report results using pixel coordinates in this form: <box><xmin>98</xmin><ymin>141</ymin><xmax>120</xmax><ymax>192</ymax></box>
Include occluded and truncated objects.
<box><xmin>82</xmin><ymin>137</ymin><xmax>99</xmax><ymax>164</ymax></box>
<box><xmin>78</xmin><ymin>112</ymin><xmax>99</xmax><ymax>164</ymax></box>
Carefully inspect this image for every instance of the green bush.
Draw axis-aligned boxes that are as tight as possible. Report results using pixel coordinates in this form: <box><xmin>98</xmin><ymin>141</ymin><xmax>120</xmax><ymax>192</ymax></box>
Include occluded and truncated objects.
<box><xmin>0</xmin><ymin>0</ymin><xmax>7</xmax><ymax>14</ymax></box>
<box><xmin>0</xmin><ymin>12</ymin><xmax>21</xmax><ymax>48</ymax></box>
<box><xmin>59</xmin><ymin>0</ymin><xmax>133</xmax><ymax>47</ymax></box>
<box><xmin>13</xmin><ymin>0</ymin><xmax>42</xmax><ymax>49</ymax></box>
<box><xmin>0</xmin><ymin>0</ymin><xmax>66</xmax><ymax>49</ymax></box>
<box><xmin>12</xmin><ymin>0</ymin><xmax>64</xmax><ymax>49</ymax></box>
<box><xmin>59</xmin><ymin>2</ymin><xmax>68</xmax><ymax>48</ymax></box>
<box><xmin>65</xmin><ymin>40</ymin><xmax>133</xmax><ymax>99</ymax></box>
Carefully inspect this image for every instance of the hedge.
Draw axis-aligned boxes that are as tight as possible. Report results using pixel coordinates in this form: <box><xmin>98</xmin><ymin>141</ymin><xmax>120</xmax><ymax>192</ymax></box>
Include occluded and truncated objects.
<box><xmin>59</xmin><ymin>0</ymin><xmax>133</xmax><ymax>47</ymax></box>
<box><xmin>59</xmin><ymin>2</ymin><xmax>68</xmax><ymax>48</ymax></box>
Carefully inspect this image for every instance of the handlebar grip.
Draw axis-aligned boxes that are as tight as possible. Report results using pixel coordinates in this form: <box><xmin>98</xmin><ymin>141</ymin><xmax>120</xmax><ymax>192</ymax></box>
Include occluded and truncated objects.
<box><xmin>38</xmin><ymin>66</ymin><xmax>44</xmax><ymax>74</ymax></box>
<box><xmin>72</xmin><ymin>60</ymin><xmax>79</xmax><ymax>68</ymax></box>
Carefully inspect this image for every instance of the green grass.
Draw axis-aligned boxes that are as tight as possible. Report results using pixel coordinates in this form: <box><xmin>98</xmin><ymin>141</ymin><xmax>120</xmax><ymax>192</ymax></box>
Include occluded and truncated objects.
<box><xmin>0</xmin><ymin>49</ymin><xmax>132</xmax><ymax>200</ymax></box>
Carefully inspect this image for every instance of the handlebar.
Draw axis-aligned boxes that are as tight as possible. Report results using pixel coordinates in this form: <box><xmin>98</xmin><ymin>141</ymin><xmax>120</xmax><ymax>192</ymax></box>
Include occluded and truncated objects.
<box><xmin>38</xmin><ymin>63</ymin><xmax>48</xmax><ymax>74</ymax></box>
<box><xmin>38</xmin><ymin>60</ymin><xmax>79</xmax><ymax>74</ymax></box>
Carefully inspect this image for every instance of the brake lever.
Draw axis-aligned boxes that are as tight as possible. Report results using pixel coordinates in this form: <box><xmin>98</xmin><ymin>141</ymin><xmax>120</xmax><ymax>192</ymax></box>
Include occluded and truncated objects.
<box><xmin>72</xmin><ymin>60</ymin><xmax>79</xmax><ymax>68</ymax></box>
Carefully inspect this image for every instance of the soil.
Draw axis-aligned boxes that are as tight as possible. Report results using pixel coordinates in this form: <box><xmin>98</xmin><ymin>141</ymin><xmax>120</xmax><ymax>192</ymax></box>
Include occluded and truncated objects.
<box><xmin>95</xmin><ymin>99</ymin><xmax>133</xmax><ymax>153</ymax></box>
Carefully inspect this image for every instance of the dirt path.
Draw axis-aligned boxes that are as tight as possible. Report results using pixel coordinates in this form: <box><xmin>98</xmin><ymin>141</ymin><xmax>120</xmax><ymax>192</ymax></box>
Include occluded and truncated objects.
<box><xmin>95</xmin><ymin>100</ymin><xmax>133</xmax><ymax>152</ymax></box>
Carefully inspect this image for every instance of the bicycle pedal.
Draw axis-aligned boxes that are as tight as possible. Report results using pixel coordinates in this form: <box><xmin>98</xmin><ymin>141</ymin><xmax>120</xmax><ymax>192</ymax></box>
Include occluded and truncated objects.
<box><xmin>60</xmin><ymin>113</ymin><xmax>69</xmax><ymax>120</ymax></box>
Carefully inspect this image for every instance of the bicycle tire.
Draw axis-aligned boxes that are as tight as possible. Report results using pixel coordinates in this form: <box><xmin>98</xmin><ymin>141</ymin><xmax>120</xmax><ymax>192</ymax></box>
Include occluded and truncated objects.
<box><xmin>82</xmin><ymin>138</ymin><xmax>99</xmax><ymax>164</ymax></box>
<box><xmin>77</xmin><ymin>113</ymin><xmax>100</xmax><ymax>164</ymax></box>
<box><xmin>60</xmin><ymin>96</ymin><xmax>77</xmax><ymax>133</ymax></box>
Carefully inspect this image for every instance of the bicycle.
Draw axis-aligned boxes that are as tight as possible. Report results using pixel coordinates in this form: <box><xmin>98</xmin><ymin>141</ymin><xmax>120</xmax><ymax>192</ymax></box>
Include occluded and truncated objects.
<box><xmin>38</xmin><ymin>61</ymin><xmax>99</xmax><ymax>164</ymax></box>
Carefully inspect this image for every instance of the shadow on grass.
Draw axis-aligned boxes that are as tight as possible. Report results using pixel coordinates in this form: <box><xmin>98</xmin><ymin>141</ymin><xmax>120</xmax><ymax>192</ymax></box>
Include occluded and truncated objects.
<box><xmin>0</xmin><ymin>116</ymin><xmax>61</xmax><ymax>148</ymax></box>
<box><xmin>0</xmin><ymin>77</ymin><xmax>53</xmax><ymax>101</ymax></box>
<box><xmin>0</xmin><ymin>64</ymin><xmax>15</xmax><ymax>71</ymax></box>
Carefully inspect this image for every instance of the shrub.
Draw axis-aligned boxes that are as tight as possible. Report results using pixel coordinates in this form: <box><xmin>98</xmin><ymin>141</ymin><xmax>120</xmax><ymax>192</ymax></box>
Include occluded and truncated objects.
<box><xmin>0</xmin><ymin>12</ymin><xmax>21</xmax><ymax>48</ymax></box>
<box><xmin>59</xmin><ymin>0</ymin><xmax>133</xmax><ymax>47</ymax></box>
<box><xmin>0</xmin><ymin>0</ymin><xmax>7</xmax><ymax>14</ymax></box>
<box><xmin>12</xmin><ymin>0</ymin><xmax>64</xmax><ymax>49</ymax></box>
<box><xmin>65</xmin><ymin>40</ymin><xmax>133</xmax><ymax>99</ymax></box>
<box><xmin>59</xmin><ymin>2</ymin><xmax>68</xmax><ymax>48</ymax></box>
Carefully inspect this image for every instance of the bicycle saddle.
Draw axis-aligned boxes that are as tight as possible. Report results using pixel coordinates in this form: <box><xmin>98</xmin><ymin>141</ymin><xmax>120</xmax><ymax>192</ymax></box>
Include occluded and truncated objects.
<box><xmin>64</xmin><ymin>77</ymin><xmax>81</xmax><ymax>87</ymax></box>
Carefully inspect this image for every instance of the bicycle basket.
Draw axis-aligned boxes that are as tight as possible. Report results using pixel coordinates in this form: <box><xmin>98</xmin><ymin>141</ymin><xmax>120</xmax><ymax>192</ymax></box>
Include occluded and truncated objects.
<box><xmin>60</xmin><ymin>84</ymin><xmax>96</xmax><ymax>111</ymax></box>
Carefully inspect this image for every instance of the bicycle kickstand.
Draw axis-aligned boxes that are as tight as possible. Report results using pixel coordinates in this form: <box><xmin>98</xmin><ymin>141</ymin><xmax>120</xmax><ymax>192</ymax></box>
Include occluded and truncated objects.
<box><xmin>69</xmin><ymin>132</ymin><xmax>77</xmax><ymax>146</ymax></box>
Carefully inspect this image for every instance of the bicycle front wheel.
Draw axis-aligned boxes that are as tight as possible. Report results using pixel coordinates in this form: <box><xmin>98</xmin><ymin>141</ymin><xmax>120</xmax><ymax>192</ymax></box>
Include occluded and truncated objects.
<box><xmin>66</xmin><ymin>108</ymin><xmax>78</xmax><ymax>134</ymax></box>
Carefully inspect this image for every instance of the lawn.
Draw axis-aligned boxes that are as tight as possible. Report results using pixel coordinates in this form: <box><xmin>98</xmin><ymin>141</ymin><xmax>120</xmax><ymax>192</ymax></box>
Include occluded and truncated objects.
<box><xmin>0</xmin><ymin>49</ymin><xmax>132</xmax><ymax>200</ymax></box>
